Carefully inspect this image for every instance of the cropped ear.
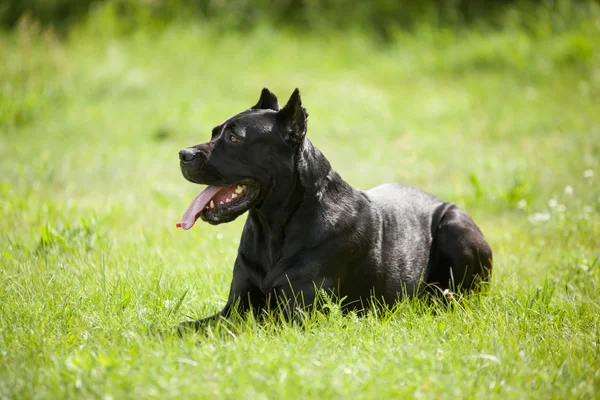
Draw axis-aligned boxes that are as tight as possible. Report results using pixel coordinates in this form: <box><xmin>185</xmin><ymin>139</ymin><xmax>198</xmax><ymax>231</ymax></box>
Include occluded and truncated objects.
<box><xmin>251</xmin><ymin>88</ymin><xmax>280</xmax><ymax>111</ymax></box>
<box><xmin>277</xmin><ymin>88</ymin><xmax>308</xmax><ymax>146</ymax></box>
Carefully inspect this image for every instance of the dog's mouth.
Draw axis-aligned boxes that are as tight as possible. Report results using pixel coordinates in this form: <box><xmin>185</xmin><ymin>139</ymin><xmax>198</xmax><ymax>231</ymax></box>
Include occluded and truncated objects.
<box><xmin>176</xmin><ymin>181</ymin><xmax>260</xmax><ymax>230</ymax></box>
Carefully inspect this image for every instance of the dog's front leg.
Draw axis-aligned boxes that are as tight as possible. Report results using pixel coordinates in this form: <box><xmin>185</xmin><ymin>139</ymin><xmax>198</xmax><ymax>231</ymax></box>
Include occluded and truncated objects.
<box><xmin>176</xmin><ymin>311</ymin><xmax>226</xmax><ymax>332</ymax></box>
<box><xmin>269</xmin><ymin>276</ymin><xmax>336</xmax><ymax>322</ymax></box>
<box><xmin>176</xmin><ymin>260</ymin><xmax>264</xmax><ymax>334</ymax></box>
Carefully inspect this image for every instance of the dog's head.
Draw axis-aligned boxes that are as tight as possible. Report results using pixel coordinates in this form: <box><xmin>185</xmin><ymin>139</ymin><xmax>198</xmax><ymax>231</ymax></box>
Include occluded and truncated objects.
<box><xmin>178</xmin><ymin>88</ymin><xmax>308</xmax><ymax>228</ymax></box>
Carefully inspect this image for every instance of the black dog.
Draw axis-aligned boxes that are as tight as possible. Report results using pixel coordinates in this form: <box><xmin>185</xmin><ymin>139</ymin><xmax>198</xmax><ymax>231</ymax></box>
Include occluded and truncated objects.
<box><xmin>177</xmin><ymin>88</ymin><xmax>492</xmax><ymax>329</ymax></box>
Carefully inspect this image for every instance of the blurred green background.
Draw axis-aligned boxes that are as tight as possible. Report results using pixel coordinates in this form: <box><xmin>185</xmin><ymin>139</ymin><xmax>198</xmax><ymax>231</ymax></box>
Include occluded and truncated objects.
<box><xmin>2</xmin><ymin>0</ymin><xmax>595</xmax><ymax>35</ymax></box>
<box><xmin>1</xmin><ymin>1</ymin><xmax>599</xmax><ymax>399</ymax></box>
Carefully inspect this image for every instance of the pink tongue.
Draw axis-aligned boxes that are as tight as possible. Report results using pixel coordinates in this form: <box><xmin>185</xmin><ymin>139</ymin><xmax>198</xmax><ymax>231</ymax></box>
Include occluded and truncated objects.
<box><xmin>177</xmin><ymin>186</ymin><xmax>224</xmax><ymax>230</ymax></box>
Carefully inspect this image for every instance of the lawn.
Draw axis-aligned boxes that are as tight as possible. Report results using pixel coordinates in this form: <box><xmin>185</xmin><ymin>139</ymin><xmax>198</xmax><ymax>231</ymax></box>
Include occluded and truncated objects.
<box><xmin>1</xmin><ymin>7</ymin><xmax>599</xmax><ymax>399</ymax></box>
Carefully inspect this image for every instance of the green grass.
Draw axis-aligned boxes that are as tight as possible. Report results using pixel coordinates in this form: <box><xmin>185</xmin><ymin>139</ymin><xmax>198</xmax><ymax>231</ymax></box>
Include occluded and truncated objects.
<box><xmin>1</xmin><ymin>9</ymin><xmax>600</xmax><ymax>399</ymax></box>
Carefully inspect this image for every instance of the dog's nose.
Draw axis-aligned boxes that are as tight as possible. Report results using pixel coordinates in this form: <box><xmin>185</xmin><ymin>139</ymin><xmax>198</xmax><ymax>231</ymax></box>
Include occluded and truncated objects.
<box><xmin>179</xmin><ymin>148</ymin><xmax>197</xmax><ymax>162</ymax></box>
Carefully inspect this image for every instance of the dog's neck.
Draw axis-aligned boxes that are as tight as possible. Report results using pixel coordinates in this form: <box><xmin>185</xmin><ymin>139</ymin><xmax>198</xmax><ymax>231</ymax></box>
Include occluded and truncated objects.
<box><xmin>248</xmin><ymin>139</ymin><xmax>349</xmax><ymax>246</ymax></box>
<box><xmin>295</xmin><ymin>139</ymin><xmax>334</xmax><ymax>196</ymax></box>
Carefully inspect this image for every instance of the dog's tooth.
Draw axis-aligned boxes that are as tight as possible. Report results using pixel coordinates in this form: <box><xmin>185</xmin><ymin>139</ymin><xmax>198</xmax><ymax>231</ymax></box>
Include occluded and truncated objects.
<box><xmin>219</xmin><ymin>201</ymin><xmax>224</xmax><ymax>205</ymax></box>
<box><xmin>225</xmin><ymin>198</ymin><xmax>231</xmax><ymax>203</ymax></box>
<box><xmin>231</xmin><ymin>193</ymin><xmax>238</xmax><ymax>199</ymax></box>
<box><xmin>235</xmin><ymin>185</ymin><xmax>243</xmax><ymax>194</ymax></box>
<box><xmin>210</xmin><ymin>200</ymin><xmax>215</xmax><ymax>209</ymax></box>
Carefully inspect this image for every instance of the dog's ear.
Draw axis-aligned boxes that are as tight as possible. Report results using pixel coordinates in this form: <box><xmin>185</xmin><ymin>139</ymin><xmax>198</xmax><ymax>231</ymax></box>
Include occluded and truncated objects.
<box><xmin>251</xmin><ymin>88</ymin><xmax>280</xmax><ymax>111</ymax></box>
<box><xmin>277</xmin><ymin>88</ymin><xmax>308</xmax><ymax>146</ymax></box>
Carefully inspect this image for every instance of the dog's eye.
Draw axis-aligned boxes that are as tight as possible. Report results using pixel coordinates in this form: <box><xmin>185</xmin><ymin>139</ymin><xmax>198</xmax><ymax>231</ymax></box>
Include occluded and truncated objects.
<box><xmin>229</xmin><ymin>135</ymin><xmax>241</xmax><ymax>143</ymax></box>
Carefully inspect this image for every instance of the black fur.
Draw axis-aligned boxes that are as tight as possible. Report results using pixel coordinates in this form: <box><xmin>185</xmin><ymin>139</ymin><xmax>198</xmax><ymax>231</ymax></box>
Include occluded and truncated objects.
<box><xmin>177</xmin><ymin>88</ymin><xmax>493</xmax><ymax>329</ymax></box>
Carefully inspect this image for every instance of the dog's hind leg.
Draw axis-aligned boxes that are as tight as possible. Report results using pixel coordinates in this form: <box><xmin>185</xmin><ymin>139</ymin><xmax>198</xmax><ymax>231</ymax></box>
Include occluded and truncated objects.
<box><xmin>426</xmin><ymin>205</ymin><xmax>493</xmax><ymax>294</ymax></box>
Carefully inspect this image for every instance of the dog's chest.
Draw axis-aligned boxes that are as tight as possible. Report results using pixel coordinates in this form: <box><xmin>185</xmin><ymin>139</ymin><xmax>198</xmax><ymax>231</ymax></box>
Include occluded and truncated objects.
<box><xmin>241</xmin><ymin>243</ymin><xmax>286</xmax><ymax>294</ymax></box>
